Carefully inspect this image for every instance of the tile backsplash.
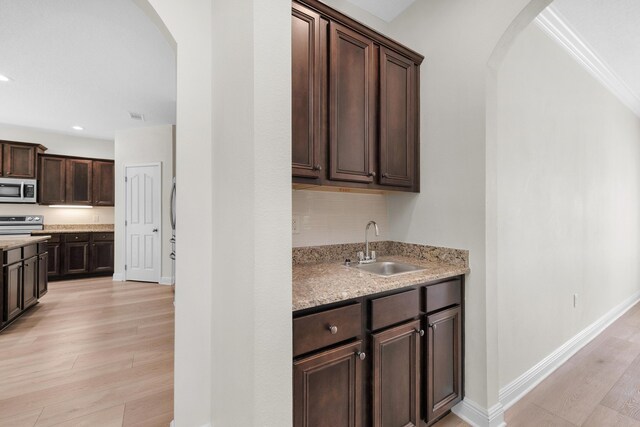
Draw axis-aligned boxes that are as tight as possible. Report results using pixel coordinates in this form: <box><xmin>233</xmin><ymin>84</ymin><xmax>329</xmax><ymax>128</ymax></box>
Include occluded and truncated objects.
<box><xmin>292</xmin><ymin>190</ymin><xmax>388</xmax><ymax>247</ymax></box>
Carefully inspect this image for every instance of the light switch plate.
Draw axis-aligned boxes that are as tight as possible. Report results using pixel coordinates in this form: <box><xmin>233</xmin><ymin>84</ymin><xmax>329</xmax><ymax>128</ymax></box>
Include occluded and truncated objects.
<box><xmin>292</xmin><ymin>215</ymin><xmax>301</xmax><ymax>234</ymax></box>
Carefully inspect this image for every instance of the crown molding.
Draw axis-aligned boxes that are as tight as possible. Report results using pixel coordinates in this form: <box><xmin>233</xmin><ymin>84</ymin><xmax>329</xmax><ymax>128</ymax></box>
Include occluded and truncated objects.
<box><xmin>535</xmin><ymin>5</ymin><xmax>640</xmax><ymax>118</ymax></box>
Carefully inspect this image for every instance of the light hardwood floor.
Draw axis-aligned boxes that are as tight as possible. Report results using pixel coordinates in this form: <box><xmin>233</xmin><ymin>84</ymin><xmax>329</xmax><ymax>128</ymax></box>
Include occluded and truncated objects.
<box><xmin>0</xmin><ymin>277</ymin><xmax>174</xmax><ymax>427</ymax></box>
<box><xmin>435</xmin><ymin>302</ymin><xmax>640</xmax><ymax>426</ymax></box>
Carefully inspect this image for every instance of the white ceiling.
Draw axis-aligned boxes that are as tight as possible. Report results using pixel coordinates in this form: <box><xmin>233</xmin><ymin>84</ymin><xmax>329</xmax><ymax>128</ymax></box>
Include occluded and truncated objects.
<box><xmin>549</xmin><ymin>0</ymin><xmax>640</xmax><ymax>114</ymax></box>
<box><xmin>0</xmin><ymin>0</ymin><xmax>176</xmax><ymax>141</ymax></box>
<box><xmin>345</xmin><ymin>0</ymin><xmax>415</xmax><ymax>22</ymax></box>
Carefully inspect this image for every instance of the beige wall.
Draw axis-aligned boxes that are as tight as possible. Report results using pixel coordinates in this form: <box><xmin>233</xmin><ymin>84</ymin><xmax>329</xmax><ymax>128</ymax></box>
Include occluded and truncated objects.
<box><xmin>496</xmin><ymin>23</ymin><xmax>640</xmax><ymax>388</ymax></box>
<box><xmin>292</xmin><ymin>190</ymin><xmax>388</xmax><ymax>247</ymax></box>
<box><xmin>0</xmin><ymin>123</ymin><xmax>115</xmax><ymax>225</ymax></box>
<box><xmin>114</xmin><ymin>124</ymin><xmax>174</xmax><ymax>283</ymax></box>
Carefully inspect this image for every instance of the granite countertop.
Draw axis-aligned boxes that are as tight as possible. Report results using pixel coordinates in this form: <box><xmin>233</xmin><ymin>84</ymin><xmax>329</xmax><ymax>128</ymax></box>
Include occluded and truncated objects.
<box><xmin>0</xmin><ymin>235</ymin><xmax>52</xmax><ymax>251</ymax></box>
<box><xmin>292</xmin><ymin>242</ymin><xmax>470</xmax><ymax>311</ymax></box>
<box><xmin>31</xmin><ymin>224</ymin><xmax>114</xmax><ymax>234</ymax></box>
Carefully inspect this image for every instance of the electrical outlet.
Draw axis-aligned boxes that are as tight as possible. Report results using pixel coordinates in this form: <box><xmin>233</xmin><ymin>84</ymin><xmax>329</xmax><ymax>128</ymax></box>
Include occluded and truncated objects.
<box><xmin>573</xmin><ymin>293</ymin><xmax>578</xmax><ymax>308</ymax></box>
<box><xmin>292</xmin><ymin>215</ymin><xmax>301</xmax><ymax>234</ymax></box>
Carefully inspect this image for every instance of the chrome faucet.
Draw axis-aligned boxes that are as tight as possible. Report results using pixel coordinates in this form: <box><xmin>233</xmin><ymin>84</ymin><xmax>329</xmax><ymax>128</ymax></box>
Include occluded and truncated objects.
<box><xmin>359</xmin><ymin>220</ymin><xmax>379</xmax><ymax>264</ymax></box>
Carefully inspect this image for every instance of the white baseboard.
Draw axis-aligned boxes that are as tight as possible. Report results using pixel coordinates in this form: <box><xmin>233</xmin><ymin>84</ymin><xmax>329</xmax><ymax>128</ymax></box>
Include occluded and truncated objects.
<box><xmin>452</xmin><ymin>399</ymin><xmax>505</xmax><ymax>427</ymax></box>
<box><xmin>499</xmin><ymin>290</ymin><xmax>640</xmax><ymax>410</ymax></box>
<box><xmin>159</xmin><ymin>276</ymin><xmax>174</xmax><ymax>285</ymax></box>
<box><xmin>112</xmin><ymin>273</ymin><xmax>125</xmax><ymax>282</ymax></box>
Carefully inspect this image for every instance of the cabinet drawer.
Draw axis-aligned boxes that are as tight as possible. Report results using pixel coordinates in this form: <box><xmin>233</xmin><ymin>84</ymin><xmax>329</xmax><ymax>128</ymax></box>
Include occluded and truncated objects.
<box><xmin>23</xmin><ymin>244</ymin><xmax>37</xmax><ymax>259</ymax></box>
<box><xmin>65</xmin><ymin>233</ymin><xmax>90</xmax><ymax>242</ymax></box>
<box><xmin>370</xmin><ymin>288</ymin><xmax>419</xmax><ymax>331</ymax></box>
<box><xmin>46</xmin><ymin>233</ymin><xmax>61</xmax><ymax>243</ymax></box>
<box><xmin>425</xmin><ymin>279</ymin><xmax>461</xmax><ymax>313</ymax></box>
<box><xmin>293</xmin><ymin>303</ymin><xmax>361</xmax><ymax>357</ymax></box>
<box><xmin>92</xmin><ymin>232</ymin><xmax>114</xmax><ymax>242</ymax></box>
<box><xmin>4</xmin><ymin>248</ymin><xmax>21</xmax><ymax>265</ymax></box>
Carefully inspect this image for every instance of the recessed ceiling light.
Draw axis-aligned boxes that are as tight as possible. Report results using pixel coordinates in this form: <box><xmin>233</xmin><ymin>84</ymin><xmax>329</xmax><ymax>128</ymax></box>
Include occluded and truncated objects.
<box><xmin>72</xmin><ymin>125</ymin><xmax>84</xmax><ymax>131</ymax></box>
<box><xmin>0</xmin><ymin>74</ymin><xmax>12</xmax><ymax>82</ymax></box>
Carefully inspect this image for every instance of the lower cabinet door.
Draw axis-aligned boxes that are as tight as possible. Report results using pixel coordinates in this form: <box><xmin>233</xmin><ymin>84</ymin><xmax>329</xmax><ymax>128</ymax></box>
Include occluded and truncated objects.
<box><xmin>22</xmin><ymin>256</ymin><xmax>38</xmax><ymax>309</ymax></box>
<box><xmin>425</xmin><ymin>306</ymin><xmax>462</xmax><ymax>424</ymax></box>
<box><xmin>47</xmin><ymin>243</ymin><xmax>61</xmax><ymax>277</ymax></box>
<box><xmin>294</xmin><ymin>341</ymin><xmax>363</xmax><ymax>427</ymax></box>
<box><xmin>64</xmin><ymin>242</ymin><xmax>90</xmax><ymax>274</ymax></box>
<box><xmin>5</xmin><ymin>262</ymin><xmax>23</xmax><ymax>321</ymax></box>
<box><xmin>38</xmin><ymin>252</ymin><xmax>49</xmax><ymax>298</ymax></box>
<box><xmin>91</xmin><ymin>241</ymin><xmax>114</xmax><ymax>273</ymax></box>
<box><xmin>372</xmin><ymin>319</ymin><xmax>421</xmax><ymax>427</ymax></box>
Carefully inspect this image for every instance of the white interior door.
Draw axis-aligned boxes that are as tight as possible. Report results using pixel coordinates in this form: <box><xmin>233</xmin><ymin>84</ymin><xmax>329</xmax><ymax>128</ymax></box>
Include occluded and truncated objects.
<box><xmin>125</xmin><ymin>163</ymin><xmax>161</xmax><ymax>282</ymax></box>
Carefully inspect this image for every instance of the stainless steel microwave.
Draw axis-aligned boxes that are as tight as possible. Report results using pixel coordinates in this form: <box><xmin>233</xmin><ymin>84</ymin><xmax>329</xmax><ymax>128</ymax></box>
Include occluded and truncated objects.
<box><xmin>0</xmin><ymin>178</ymin><xmax>37</xmax><ymax>203</ymax></box>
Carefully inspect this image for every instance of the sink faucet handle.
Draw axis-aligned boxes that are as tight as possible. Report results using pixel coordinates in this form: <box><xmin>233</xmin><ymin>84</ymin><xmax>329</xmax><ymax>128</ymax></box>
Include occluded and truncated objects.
<box><xmin>357</xmin><ymin>251</ymin><xmax>364</xmax><ymax>262</ymax></box>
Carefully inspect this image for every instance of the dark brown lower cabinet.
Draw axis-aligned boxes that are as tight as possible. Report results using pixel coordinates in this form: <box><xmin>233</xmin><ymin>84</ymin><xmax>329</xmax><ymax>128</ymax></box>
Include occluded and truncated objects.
<box><xmin>425</xmin><ymin>306</ymin><xmax>462</xmax><ymax>424</ymax></box>
<box><xmin>91</xmin><ymin>241</ymin><xmax>114</xmax><ymax>273</ymax></box>
<box><xmin>38</xmin><ymin>251</ymin><xmax>48</xmax><ymax>298</ymax></box>
<box><xmin>293</xmin><ymin>276</ymin><xmax>464</xmax><ymax>427</ymax></box>
<box><xmin>5</xmin><ymin>262</ymin><xmax>22</xmax><ymax>321</ymax></box>
<box><xmin>64</xmin><ymin>241</ymin><xmax>90</xmax><ymax>275</ymax></box>
<box><xmin>293</xmin><ymin>341</ymin><xmax>363</xmax><ymax>427</ymax></box>
<box><xmin>372</xmin><ymin>319</ymin><xmax>421</xmax><ymax>427</ymax></box>
<box><xmin>22</xmin><ymin>256</ymin><xmax>38</xmax><ymax>309</ymax></box>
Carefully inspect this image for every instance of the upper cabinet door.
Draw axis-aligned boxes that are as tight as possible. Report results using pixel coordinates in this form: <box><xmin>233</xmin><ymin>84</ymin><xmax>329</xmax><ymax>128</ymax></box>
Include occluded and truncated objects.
<box><xmin>379</xmin><ymin>47</ymin><xmax>415</xmax><ymax>188</ymax></box>
<box><xmin>66</xmin><ymin>159</ymin><xmax>93</xmax><ymax>205</ymax></box>
<box><xmin>93</xmin><ymin>161</ymin><xmax>115</xmax><ymax>206</ymax></box>
<box><xmin>39</xmin><ymin>156</ymin><xmax>66</xmax><ymax>205</ymax></box>
<box><xmin>292</xmin><ymin>3</ymin><xmax>322</xmax><ymax>179</ymax></box>
<box><xmin>329</xmin><ymin>22</ymin><xmax>376</xmax><ymax>183</ymax></box>
<box><xmin>3</xmin><ymin>143</ymin><xmax>36</xmax><ymax>178</ymax></box>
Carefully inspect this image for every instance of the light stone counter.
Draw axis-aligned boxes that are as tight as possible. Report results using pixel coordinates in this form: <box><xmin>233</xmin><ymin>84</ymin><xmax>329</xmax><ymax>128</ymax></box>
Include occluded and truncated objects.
<box><xmin>31</xmin><ymin>224</ymin><xmax>114</xmax><ymax>234</ymax></box>
<box><xmin>292</xmin><ymin>242</ymin><xmax>469</xmax><ymax>311</ymax></box>
<box><xmin>0</xmin><ymin>235</ymin><xmax>51</xmax><ymax>251</ymax></box>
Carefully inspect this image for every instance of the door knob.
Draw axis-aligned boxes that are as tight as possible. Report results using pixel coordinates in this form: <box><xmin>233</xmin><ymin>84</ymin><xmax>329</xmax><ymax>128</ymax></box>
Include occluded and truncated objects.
<box><xmin>152</xmin><ymin>228</ymin><xmax>158</xmax><ymax>232</ymax></box>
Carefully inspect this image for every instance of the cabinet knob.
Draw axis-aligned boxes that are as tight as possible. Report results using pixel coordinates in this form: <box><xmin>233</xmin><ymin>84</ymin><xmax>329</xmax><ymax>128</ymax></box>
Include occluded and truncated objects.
<box><xmin>328</xmin><ymin>325</ymin><xmax>338</xmax><ymax>335</ymax></box>
<box><xmin>429</xmin><ymin>323</ymin><xmax>437</xmax><ymax>331</ymax></box>
<box><xmin>312</xmin><ymin>164</ymin><xmax>322</xmax><ymax>171</ymax></box>
<box><xmin>382</xmin><ymin>172</ymin><xmax>389</xmax><ymax>178</ymax></box>
<box><xmin>415</xmin><ymin>328</ymin><xmax>425</xmax><ymax>337</ymax></box>
<box><xmin>356</xmin><ymin>351</ymin><xmax>366</xmax><ymax>361</ymax></box>
<box><xmin>367</xmin><ymin>171</ymin><xmax>376</xmax><ymax>178</ymax></box>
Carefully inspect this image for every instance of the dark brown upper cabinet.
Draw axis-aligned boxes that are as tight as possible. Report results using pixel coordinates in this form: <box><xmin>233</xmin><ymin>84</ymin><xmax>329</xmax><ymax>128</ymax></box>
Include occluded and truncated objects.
<box><xmin>93</xmin><ymin>160</ymin><xmax>115</xmax><ymax>206</ymax></box>
<box><xmin>1</xmin><ymin>141</ymin><xmax>45</xmax><ymax>179</ymax></box>
<box><xmin>329</xmin><ymin>21</ymin><xmax>376</xmax><ymax>184</ymax></box>
<box><xmin>39</xmin><ymin>155</ymin><xmax>113</xmax><ymax>206</ymax></box>
<box><xmin>39</xmin><ymin>156</ymin><xmax>66</xmax><ymax>204</ymax></box>
<box><xmin>66</xmin><ymin>159</ymin><xmax>93</xmax><ymax>205</ymax></box>
<box><xmin>379</xmin><ymin>47</ymin><xmax>416</xmax><ymax>188</ymax></box>
<box><xmin>292</xmin><ymin>3</ymin><xmax>322</xmax><ymax>179</ymax></box>
<box><xmin>291</xmin><ymin>0</ymin><xmax>423</xmax><ymax>192</ymax></box>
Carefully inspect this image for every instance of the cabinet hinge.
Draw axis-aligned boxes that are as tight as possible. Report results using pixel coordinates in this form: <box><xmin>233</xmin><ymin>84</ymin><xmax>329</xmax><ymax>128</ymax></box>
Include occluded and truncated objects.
<box><xmin>125</xmin><ymin>265</ymin><xmax>127</xmax><ymax>271</ymax></box>
<box><xmin>125</xmin><ymin>176</ymin><xmax>128</xmax><ymax>182</ymax></box>
<box><xmin>125</xmin><ymin>220</ymin><xmax>127</xmax><ymax>226</ymax></box>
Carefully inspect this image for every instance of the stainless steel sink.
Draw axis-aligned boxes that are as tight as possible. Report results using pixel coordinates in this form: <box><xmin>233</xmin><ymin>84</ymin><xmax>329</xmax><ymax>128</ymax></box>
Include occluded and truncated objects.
<box><xmin>352</xmin><ymin>261</ymin><xmax>425</xmax><ymax>277</ymax></box>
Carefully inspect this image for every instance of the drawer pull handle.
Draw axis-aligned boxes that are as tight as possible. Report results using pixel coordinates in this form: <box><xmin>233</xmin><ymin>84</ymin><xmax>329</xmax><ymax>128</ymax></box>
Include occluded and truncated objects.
<box><xmin>328</xmin><ymin>325</ymin><xmax>338</xmax><ymax>335</ymax></box>
<box><xmin>356</xmin><ymin>351</ymin><xmax>366</xmax><ymax>361</ymax></box>
<box><xmin>415</xmin><ymin>328</ymin><xmax>425</xmax><ymax>337</ymax></box>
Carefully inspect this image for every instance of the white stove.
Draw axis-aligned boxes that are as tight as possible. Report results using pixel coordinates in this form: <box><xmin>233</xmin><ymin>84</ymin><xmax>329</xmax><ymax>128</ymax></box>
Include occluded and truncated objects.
<box><xmin>0</xmin><ymin>215</ymin><xmax>44</xmax><ymax>235</ymax></box>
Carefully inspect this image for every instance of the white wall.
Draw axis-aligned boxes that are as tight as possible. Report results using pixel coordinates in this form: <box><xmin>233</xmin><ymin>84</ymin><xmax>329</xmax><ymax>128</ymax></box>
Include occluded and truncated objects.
<box><xmin>0</xmin><ymin>122</ymin><xmax>115</xmax><ymax>225</ymax></box>
<box><xmin>496</xmin><ymin>23</ymin><xmax>640</xmax><ymax>388</ymax></box>
<box><xmin>114</xmin><ymin>124</ymin><xmax>174</xmax><ymax>282</ymax></box>
<box><xmin>292</xmin><ymin>190</ymin><xmax>388</xmax><ymax>247</ymax></box>
<box><xmin>0</xmin><ymin>122</ymin><xmax>114</xmax><ymax>158</ymax></box>
<box><xmin>383</xmin><ymin>0</ymin><xmax>547</xmax><ymax>412</ymax></box>
<box><xmin>143</xmin><ymin>1</ymin><xmax>291</xmax><ymax>426</ymax></box>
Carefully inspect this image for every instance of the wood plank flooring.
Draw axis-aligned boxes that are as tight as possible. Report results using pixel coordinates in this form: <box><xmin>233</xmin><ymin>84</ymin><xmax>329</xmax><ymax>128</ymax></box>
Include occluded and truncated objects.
<box><xmin>435</xmin><ymin>302</ymin><xmax>640</xmax><ymax>426</ymax></box>
<box><xmin>0</xmin><ymin>277</ymin><xmax>174</xmax><ymax>427</ymax></box>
